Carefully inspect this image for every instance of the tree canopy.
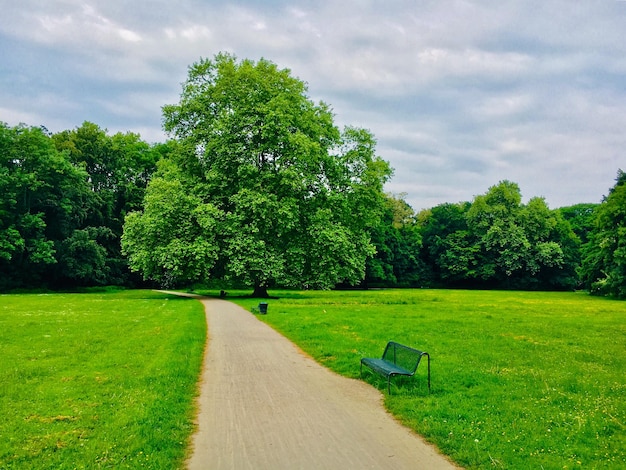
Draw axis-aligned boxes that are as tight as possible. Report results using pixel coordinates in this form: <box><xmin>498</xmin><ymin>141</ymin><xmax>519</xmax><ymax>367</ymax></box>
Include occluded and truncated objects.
<box><xmin>1</xmin><ymin>54</ymin><xmax>624</xmax><ymax>298</ymax></box>
<box><xmin>580</xmin><ymin>170</ymin><xmax>626</xmax><ymax>298</ymax></box>
<box><xmin>0</xmin><ymin>123</ymin><xmax>88</xmax><ymax>288</ymax></box>
<box><xmin>417</xmin><ymin>181</ymin><xmax>580</xmax><ymax>290</ymax></box>
<box><xmin>122</xmin><ymin>54</ymin><xmax>392</xmax><ymax>296</ymax></box>
<box><xmin>0</xmin><ymin>121</ymin><xmax>162</xmax><ymax>290</ymax></box>
<box><xmin>364</xmin><ymin>193</ymin><xmax>424</xmax><ymax>287</ymax></box>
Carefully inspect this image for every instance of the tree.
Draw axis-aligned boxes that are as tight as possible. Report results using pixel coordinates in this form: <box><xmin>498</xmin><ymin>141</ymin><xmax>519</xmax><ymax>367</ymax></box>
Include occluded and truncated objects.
<box><xmin>558</xmin><ymin>203</ymin><xmax>598</xmax><ymax>245</ymax></box>
<box><xmin>122</xmin><ymin>54</ymin><xmax>392</xmax><ymax>296</ymax></box>
<box><xmin>580</xmin><ymin>170</ymin><xmax>626</xmax><ymax>298</ymax></box>
<box><xmin>365</xmin><ymin>193</ymin><xmax>423</xmax><ymax>287</ymax></box>
<box><xmin>417</xmin><ymin>181</ymin><xmax>580</xmax><ymax>290</ymax></box>
<box><xmin>0</xmin><ymin>123</ymin><xmax>91</xmax><ymax>289</ymax></box>
<box><xmin>519</xmin><ymin>197</ymin><xmax>579</xmax><ymax>290</ymax></box>
<box><xmin>464</xmin><ymin>181</ymin><xmax>576</xmax><ymax>289</ymax></box>
<box><xmin>53</xmin><ymin>122</ymin><xmax>162</xmax><ymax>286</ymax></box>
<box><xmin>417</xmin><ymin>202</ymin><xmax>474</xmax><ymax>287</ymax></box>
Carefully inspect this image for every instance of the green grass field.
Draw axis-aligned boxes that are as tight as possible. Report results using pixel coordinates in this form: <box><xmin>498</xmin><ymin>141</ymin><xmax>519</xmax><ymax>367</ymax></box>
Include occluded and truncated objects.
<box><xmin>228</xmin><ymin>289</ymin><xmax>626</xmax><ymax>469</ymax></box>
<box><xmin>3</xmin><ymin>288</ymin><xmax>624</xmax><ymax>469</ymax></box>
<box><xmin>0</xmin><ymin>289</ymin><xmax>206</xmax><ymax>469</ymax></box>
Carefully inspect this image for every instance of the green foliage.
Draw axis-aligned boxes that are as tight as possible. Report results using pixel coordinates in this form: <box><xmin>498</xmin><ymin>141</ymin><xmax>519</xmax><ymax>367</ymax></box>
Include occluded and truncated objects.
<box><xmin>581</xmin><ymin>170</ymin><xmax>626</xmax><ymax>298</ymax></box>
<box><xmin>229</xmin><ymin>289</ymin><xmax>626</xmax><ymax>469</ymax></box>
<box><xmin>0</xmin><ymin>98</ymin><xmax>619</xmax><ymax>296</ymax></box>
<box><xmin>122</xmin><ymin>160</ymin><xmax>221</xmax><ymax>288</ymax></box>
<box><xmin>0</xmin><ymin>121</ymin><xmax>163</xmax><ymax>290</ymax></box>
<box><xmin>365</xmin><ymin>193</ymin><xmax>424</xmax><ymax>287</ymax></box>
<box><xmin>125</xmin><ymin>53</ymin><xmax>392</xmax><ymax>293</ymax></box>
<box><xmin>418</xmin><ymin>181</ymin><xmax>580</xmax><ymax>290</ymax></box>
<box><xmin>0</xmin><ymin>123</ymin><xmax>90</xmax><ymax>288</ymax></box>
<box><xmin>558</xmin><ymin>203</ymin><xmax>598</xmax><ymax>245</ymax></box>
<box><xmin>57</xmin><ymin>228</ymin><xmax>109</xmax><ymax>285</ymax></box>
<box><xmin>53</xmin><ymin>122</ymin><xmax>163</xmax><ymax>287</ymax></box>
<box><xmin>0</xmin><ymin>290</ymin><xmax>206</xmax><ymax>469</ymax></box>
<box><xmin>418</xmin><ymin>202</ymin><xmax>472</xmax><ymax>285</ymax></box>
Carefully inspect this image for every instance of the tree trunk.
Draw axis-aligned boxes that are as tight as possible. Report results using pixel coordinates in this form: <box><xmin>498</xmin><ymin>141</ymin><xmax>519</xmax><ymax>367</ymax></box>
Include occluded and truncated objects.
<box><xmin>251</xmin><ymin>284</ymin><xmax>269</xmax><ymax>298</ymax></box>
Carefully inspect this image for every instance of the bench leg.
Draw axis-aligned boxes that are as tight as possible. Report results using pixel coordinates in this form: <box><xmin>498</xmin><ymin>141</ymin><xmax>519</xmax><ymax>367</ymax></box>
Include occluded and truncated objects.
<box><xmin>426</xmin><ymin>353</ymin><xmax>431</xmax><ymax>392</ymax></box>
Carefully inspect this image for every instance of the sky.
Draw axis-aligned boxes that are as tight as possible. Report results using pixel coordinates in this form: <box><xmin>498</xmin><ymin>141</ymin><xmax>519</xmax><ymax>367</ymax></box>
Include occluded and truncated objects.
<box><xmin>1</xmin><ymin>1</ymin><xmax>625</xmax><ymax>212</ymax></box>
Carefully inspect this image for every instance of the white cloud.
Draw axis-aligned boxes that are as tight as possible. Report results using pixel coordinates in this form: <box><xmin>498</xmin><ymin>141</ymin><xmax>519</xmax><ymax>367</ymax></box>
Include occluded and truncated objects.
<box><xmin>0</xmin><ymin>107</ymin><xmax>41</xmax><ymax>127</ymax></box>
<box><xmin>167</xmin><ymin>25</ymin><xmax>212</xmax><ymax>41</ymax></box>
<box><xmin>1</xmin><ymin>0</ymin><xmax>625</xmax><ymax>210</ymax></box>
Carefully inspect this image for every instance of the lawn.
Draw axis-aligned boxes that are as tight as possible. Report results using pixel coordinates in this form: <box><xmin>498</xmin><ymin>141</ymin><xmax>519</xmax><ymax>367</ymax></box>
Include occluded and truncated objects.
<box><xmin>0</xmin><ymin>289</ymin><xmax>206</xmax><ymax>469</ymax></box>
<box><xmin>228</xmin><ymin>289</ymin><xmax>626</xmax><ymax>469</ymax></box>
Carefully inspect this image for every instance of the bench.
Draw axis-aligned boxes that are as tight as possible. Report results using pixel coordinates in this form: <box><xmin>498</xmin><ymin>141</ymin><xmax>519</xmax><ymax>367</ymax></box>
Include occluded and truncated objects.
<box><xmin>360</xmin><ymin>341</ymin><xmax>431</xmax><ymax>394</ymax></box>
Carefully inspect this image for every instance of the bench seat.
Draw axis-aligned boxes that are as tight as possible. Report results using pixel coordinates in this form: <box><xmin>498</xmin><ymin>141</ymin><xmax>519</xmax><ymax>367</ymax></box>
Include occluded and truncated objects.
<box><xmin>360</xmin><ymin>357</ymin><xmax>412</xmax><ymax>377</ymax></box>
<box><xmin>360</xmin><ymin>341</ymin><xmax>430</xmax><ymax>394</ymax></box>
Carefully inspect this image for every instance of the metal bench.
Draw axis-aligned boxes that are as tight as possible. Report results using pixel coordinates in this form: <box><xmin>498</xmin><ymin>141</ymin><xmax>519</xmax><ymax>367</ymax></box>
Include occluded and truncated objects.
<box><xmin>360</xmin><ymin>341</ymin><xmax>431</xmax><ymax>394</ymax></box>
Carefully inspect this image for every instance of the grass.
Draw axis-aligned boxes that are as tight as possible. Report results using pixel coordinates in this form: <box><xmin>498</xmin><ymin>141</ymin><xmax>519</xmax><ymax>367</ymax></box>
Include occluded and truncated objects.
<box><xmin>0</xmin><ymin>289</ymin><xmax>206</xmax><ymax>469</ymax></box>
<box><xmin>225</xmin><ymin>289</ymin><xmax>626</xmax><ymax>469</ymax></box>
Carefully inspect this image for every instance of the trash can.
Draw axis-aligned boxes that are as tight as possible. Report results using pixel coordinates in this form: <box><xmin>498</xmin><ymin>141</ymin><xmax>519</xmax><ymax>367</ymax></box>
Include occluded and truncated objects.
<box><xmin>258</xmin><ymin>302</ymin><xmax>268</xmax><ymax>314</ymax></box>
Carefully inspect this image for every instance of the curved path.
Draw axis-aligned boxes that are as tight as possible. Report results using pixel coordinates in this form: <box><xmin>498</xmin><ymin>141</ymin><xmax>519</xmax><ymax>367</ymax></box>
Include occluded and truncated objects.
<box><xmin>185</xmin><ymin>297</ymin><xmax>460</xmax><ymax>469</ymax></box>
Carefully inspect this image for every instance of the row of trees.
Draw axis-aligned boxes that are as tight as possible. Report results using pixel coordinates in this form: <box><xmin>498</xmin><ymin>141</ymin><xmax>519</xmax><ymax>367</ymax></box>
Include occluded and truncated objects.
<box><xmin>368</xmin><ymin>184</ymin><xmax>580</xmax><ymax>290</ymax></box>
<box><xmin>0</xmin><ymin>121</ymin><xmax>165</xmax><ymax>289</ymax></box>
<box><xmin>1</xmin><ymin>118</ymin><xmax>623</xmax><ymax>297</ymax></box>
<box><xmin>1</xmin><ymin>53</ymin><xmax>624</xmax><ymax>298</ymax></box>
<box><xmin>367</xmin><ymin>176</ymin><xmax>625</xmax><ymax>298</ymax></box>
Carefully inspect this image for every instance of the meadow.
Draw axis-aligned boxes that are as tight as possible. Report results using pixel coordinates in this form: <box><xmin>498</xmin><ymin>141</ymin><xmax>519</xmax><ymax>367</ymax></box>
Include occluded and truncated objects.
<box><xmin>0</xmin><ymin>289</ymin><xmax>206</xmax><ymax>469</ymax></box>
<box><xmin>229</xmin><ymin>289</ymin><xmax>626</xmax><ymax>469</ymax></box>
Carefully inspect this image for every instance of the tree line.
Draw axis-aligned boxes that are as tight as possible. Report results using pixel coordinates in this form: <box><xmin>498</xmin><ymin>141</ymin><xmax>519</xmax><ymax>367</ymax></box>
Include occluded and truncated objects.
<box><xmin>368</xmin><ymin>176</ymin><xmax>626</xmax><ymax>298</ymax></box>
<box><xmin>0</xmin><ymin>121</ymin><xmax>167</xmax><ymax>290</ymax></box>
<box><xmin>1</xmin><ymin>54</ymin><xmax>624</xmax><ymax>298</ymax></box>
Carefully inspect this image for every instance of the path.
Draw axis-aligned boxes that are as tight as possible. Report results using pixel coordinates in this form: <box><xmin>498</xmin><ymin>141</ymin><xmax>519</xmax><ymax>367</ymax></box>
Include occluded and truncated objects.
<box><xmin>186</xmin><ymin>297</ymin><xmax>460</xmax><ymax>470</ymax></box>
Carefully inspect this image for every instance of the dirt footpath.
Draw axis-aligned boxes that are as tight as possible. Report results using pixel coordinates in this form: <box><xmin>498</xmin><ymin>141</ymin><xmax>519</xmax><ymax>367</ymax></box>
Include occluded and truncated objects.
<box><xmin>186</xmin><ymin>298</ymin><xmax>460</xmax><ymax>470</ymax></box>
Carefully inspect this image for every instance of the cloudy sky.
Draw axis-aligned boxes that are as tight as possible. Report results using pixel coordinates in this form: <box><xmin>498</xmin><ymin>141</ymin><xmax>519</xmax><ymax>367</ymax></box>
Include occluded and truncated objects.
<box><xmin>1</xmin><ymin>1</ymin><xmax>625</xmax><ymax>211</ymax></box>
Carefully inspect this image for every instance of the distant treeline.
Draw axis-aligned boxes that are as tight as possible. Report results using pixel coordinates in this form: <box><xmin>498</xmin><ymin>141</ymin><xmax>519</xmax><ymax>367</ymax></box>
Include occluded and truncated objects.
<box><xmin>369</xmin><ymin>173</ymin><xmax>625</xmax><ymax>299</ymax></box>
<box><xmin>1</xmin><ymin>121</ymin><xmax>624</xmax><ymax>298</ymax></box>
<box><xmin>1</xmin><ymin>122</ymin><xmax>168</xmax><ymax>290</ymax></box>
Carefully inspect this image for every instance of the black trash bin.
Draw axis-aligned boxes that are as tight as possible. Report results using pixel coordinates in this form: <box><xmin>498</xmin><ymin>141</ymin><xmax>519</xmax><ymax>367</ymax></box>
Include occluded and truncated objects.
<box><xmin>258</xmin><ymin>302</ymin><xmax>268</xmax><ymax>314</ymax></box>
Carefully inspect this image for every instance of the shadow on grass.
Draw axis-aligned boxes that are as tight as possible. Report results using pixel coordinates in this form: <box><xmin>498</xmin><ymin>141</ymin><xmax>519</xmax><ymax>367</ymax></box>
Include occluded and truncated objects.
<box><xmin>188</xmin><ymin>289</ymin><xmax>317</xmax><ymax>301</ymax></box>
<box><xmin>360</xmin><ymin>371</ymin><xmax>433</xmax><ymax>397</ymax></box>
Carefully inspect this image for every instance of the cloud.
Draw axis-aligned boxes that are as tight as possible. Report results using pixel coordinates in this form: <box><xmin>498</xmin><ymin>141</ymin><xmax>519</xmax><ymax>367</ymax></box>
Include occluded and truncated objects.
<box><xmin>1</xmin><ymin>0</ymin><xmax>625</xmax><ymax>210</ymax></box>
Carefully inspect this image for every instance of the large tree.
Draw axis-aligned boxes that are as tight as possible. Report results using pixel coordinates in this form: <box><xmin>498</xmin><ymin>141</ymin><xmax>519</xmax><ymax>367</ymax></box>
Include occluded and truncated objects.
<box><xmin>122</xmin><ymin>54</ymin><xmax>391</xmax><ymax>296</ymax></box>
<box><xmin>464</xmin><ymin>181</ymin><xmax>578</xmax><ymax>289</ymax></box>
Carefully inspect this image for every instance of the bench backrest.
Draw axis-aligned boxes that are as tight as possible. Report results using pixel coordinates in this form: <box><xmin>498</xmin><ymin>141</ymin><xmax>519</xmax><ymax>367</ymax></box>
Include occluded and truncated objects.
<box><xmin>381</xmin><ymin>341</ymin><xmax>425</xmax><ymax>374</ymax></box>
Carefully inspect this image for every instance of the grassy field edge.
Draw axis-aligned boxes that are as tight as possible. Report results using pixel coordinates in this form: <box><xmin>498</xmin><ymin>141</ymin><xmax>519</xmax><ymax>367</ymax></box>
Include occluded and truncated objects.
<box><xmin>226</xmin><ymin>289</ymin><xmax>626</xmax><ymax>470</ymax></box>
<box><xmin>0</xmin><ymin>289</ymin><xmax>207</xmax><ymax>469</ymax></box>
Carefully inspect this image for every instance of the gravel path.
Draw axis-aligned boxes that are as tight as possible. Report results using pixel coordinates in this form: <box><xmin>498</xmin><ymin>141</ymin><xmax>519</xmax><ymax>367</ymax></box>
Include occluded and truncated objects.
<box><xmin>185</xmin><ymin>297</ymin><xmax>460</xmax><ymax>470</ymax></box>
